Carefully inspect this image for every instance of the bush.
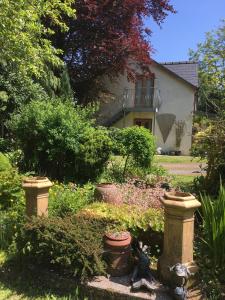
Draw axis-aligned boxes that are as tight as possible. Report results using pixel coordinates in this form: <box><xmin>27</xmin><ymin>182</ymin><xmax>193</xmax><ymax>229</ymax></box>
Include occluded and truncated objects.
<box><xmin>49</xmin><ymin>182</ymin><xmax>95</xmax><ymax>217</ymax></box>
<box><xmin>79</xmin><ymin>202</ymin><xmax>164</xmax><ymax>236</ymax></box>
<box><xmin>9</xmin><ymin>99</ymin><xmax>112</xmax><ymax>182</ymax></box>
<box><xmin>0</xmin><ymin>152</ymin><xmax>12</xmax><ymax>171</ymax></box>
<box><xmin>0</xmin><ymin>168</ymin><xmax>24</xmax><ymax>210</ymax></box>
<box><xmin>100</xmin><ymin>156</ymin><xmax>148</xmax><ymax>183</ymax></box>
<box><xmin>0</xmin><ymin>203</ymin><xmax>25</xmax><ymax>250</ymax></box>
<box><xmin>192</xmin><ymin>109</ymin><xmax>225</xmax><ymax>194</ymax></box>
<box><xmin>109</xmin><ymin>127</ymin><xmax>156</xmax><ymax>180</ymax></box>
<box><xmin>16</xmin><ymin>214</ymin><xmax>116</xmax><ymax>280</ymax></box>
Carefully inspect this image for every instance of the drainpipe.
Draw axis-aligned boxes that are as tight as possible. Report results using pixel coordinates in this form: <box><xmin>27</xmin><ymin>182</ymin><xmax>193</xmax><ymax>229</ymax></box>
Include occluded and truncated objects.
<box><xmin>153</xmin><ymin>107</ymin><xmax>158</xmax><ymax>135</ymax></box>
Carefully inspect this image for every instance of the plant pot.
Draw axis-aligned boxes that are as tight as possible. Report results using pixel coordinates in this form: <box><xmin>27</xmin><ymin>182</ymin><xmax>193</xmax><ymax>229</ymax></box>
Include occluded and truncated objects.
<box><xmin>22</xmin><ymin>176</ymin><xmax>53</xmax><ymax>217</ymax></box>
<box><xmin>104</xmin><ymin>231</ymin><xmax>132</xmax><ymax>276</ymax></box>
<box><xmin>95</xmin><ymin>183</ymin><xmax>123</xmax><ymax>205</ymax></box>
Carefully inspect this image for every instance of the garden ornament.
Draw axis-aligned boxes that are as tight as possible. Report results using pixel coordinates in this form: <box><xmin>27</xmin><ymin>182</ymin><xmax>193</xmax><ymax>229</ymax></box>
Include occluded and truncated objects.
<box><xmin>131</xmin><ymin>241</ymin><xmax>157</xmax><ymax>292</ymax></box>
<box><xmin>169</xmin><ymin>263</ymin><xmax>192</xmax><ymax>300</ymax></box>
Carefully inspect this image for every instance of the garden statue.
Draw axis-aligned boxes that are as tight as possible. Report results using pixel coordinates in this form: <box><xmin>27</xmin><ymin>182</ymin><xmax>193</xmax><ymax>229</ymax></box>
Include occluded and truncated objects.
<box><xmin>169</xmin><ymin>263</ymin><xmax>192</xmax><ymax>300</ymax></box>
<box><xmin>131</xmin><ymin>241</ymin><xmax>157</xmax><ymax>292</ymax></box>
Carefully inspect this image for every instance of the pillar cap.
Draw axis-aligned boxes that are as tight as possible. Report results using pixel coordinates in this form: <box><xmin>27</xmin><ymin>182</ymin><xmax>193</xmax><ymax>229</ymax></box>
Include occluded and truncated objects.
<box><xmin>22</xmin><ymin>176</ymin><xmax>53</xmax><ymax>189</ymax></box>
<box><xmin>160</xmin><ymin>191</ymin><xmax>201</xmax><ymax>210</ymax></box>
<box><xmin>165</xmin><ymin>191</ymin><xmax>195</xmax><ymax>201</ymax></box>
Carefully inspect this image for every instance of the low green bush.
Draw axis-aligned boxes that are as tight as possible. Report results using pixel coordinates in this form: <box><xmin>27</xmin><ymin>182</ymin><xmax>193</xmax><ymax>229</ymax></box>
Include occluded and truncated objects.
<box><xmin>0</xmin><ymin>203</ymin><xmax>25</xmax><ymax>250</ymax></box>
<box><xmin>16</xmin><ymin>214</ymin><xmax>116</xmax><ymax>280</ymax></box>
<box><xmin>49</xmin><ymin>182</ymin><xmax>95</xmax><ymax>217</ymax></box>
<box><xmin>0</xmin><ymin>152</ymin><xmax>12</xmax><ymax>172</ymax></box>
<box><xmin>0</xmin><ymin>168</ymin><xmax>24</xmax><ymax>210</ymax></box>
<box><xmin>100</xmin><ymin>157</ymin><xmax>168</xmax><ymax>185</ymax></box>
<box><xmin>100</xmin><ymin>157</ymin><xmax>147</xmax><ymax>183</ymax></box>
<box><xmin>79</xmin><ymin>202</ymin><xmax>164</xmax><ymax>236</ymax></box>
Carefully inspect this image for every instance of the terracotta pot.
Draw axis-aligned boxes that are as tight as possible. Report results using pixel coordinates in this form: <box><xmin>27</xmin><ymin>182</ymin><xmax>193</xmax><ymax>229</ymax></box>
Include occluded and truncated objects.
<box><xmin>22</xmin><ymin>176</ymin><xmax>53</xmax><ymax>217</ymax></box>
<box><xmin>95</xmin><ymin>183</ymin><xmax>123</xmax><ymax>205</ymax></box>
<box><xmin>104</xmin><ymin>231</ymin><xmax>132</xmax><ymax>276</ymax></box>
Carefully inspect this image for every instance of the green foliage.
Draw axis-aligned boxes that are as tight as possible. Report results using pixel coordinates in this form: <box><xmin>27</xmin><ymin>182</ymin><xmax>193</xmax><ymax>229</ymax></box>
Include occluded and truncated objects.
<box><xmin>0</xmin><ymin>0</ymin><xmax>75</xmax><ymax>139</ymax></box>
<box><xmin>0</xmin><ymin>0</ymin><xmax>74</xmax><ymax>79</ymax></box>
<box><xmin>116</xmin><ymin>126</ymin><xmax>155</xmax><ymax>168</ymax></box>
<box><xmin>49</xmin><ymin>182</ymin><xmax>95</xmax><ymax>217</ymax></box>
<box><xmin>0</xmin><ymin>203</ymin><xmax>25</xmax><ymax>251</ymax></box>
<box><xmin>0</xmin><ymin>152</ymin><xmax>11</xmax><ymax>172</ymax></box>
<box><xmin>100</xmin><ymin>156</ymin><xmax>148</xmax><ymax>183</ymax></box>
<box><xmin>200</xmin><ymin>184</ymin><xmax>225</xmax><ymax>268</ymax></box>
<box><xmin>9</xmin><ymin>99</ymin><xmax>112</xmax><ymax>182</ymax></box>
<box><xmin>16</xmin><ymin>215</ymin><xmax>114</xmax><ymax>279</ymax></box>
<box><xmin>109</xmin><ymin>127</ymin><xmax>156</xmax><ymax>180</ymax></box>
<box><xmin>0</xmin><ymin>168</ymin><xmax>24</xmax><ymax>211</ymax></box>
<box><xmin>80</xmin><ymin>202</ymin><xmax>164</xmax><ymax>236</ymax></box>
<box><xmin>192</xmin><ymin>112</ymin><xmax>225</xmax><ymax>194</ymax></box>
<box><xmin>189</xmin><ymin>20</ymin><xmax>225</xmax><ymax>113</ymax></box>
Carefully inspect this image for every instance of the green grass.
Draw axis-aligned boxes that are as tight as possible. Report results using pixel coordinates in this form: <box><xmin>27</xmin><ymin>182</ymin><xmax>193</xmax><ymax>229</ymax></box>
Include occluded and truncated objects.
<box><xmin>154</xmin><ymin>155</ymin><xmax>205</xmax><ymax>164</ymax></box>
<box><xmin>171</xmin><ymin>174</ymin><xmax>195</xmax><ymax>185</ymax></box>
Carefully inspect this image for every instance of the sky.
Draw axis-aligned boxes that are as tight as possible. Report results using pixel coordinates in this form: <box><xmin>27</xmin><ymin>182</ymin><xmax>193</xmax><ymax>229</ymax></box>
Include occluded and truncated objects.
<box><xmin>145</xmin><ymin>0</ymin><xmax>225</xmax><ymax>62</ymax></box>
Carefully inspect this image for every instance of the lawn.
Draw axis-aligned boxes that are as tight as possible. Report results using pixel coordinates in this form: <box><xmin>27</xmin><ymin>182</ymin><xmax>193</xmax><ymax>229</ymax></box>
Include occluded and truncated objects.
<box><xmin>153</xmin><ymin>155</ymin><xmax>205</xmax><ymax>164</ymax></box>
<box><xmin>171</xmin><ymin>174</ymin><xmax>196</xmax><ymax>187</ymax></box>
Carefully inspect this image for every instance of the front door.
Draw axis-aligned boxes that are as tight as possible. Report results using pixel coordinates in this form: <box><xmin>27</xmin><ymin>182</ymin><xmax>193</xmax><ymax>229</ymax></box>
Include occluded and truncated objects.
<box><xmin>134</xmin><ymin>118</ymin><xmax>152</xmax><ymax>132</ymax></box>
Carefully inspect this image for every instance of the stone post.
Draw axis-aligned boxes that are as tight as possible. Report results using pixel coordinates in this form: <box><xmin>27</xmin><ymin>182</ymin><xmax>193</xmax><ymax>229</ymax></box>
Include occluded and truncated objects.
<box><xmin>22</xmin><ymin>177</ymin><xmax>53</xmax><ymax>217</ymax></box>
<box><xmin>158</xmin><ymin>191</ymin><xmax>201</xmax><ymax>284</ymax></box>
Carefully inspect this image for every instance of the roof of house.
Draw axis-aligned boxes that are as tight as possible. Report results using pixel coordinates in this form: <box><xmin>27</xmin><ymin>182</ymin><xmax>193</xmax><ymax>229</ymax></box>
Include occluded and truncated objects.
<box><xmin>160</xmin><ymin>61</ymin><xmax>198</xmax><ymax>87</ymax></box>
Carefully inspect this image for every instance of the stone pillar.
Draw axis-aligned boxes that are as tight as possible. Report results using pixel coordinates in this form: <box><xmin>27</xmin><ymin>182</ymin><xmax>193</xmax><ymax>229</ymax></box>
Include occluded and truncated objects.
<box><xmin>158</xmin><ymin>191</ymin><xmax>201</xmax><ymax>284</ymax></box>
<box><xmin>22</xmin><ymin>177</ymin><xmax>53</xmax><ymax>217</ymax></box>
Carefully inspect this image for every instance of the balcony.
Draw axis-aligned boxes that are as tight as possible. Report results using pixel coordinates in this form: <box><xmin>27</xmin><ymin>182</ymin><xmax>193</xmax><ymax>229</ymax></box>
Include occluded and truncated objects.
<box><xmin>122</xmin><ymin>88</ymin><xmax>159</xmax><ymax>112</ymax></box>
<box><xmin>98</xmin><ymin>87</ymin><xmax>161</xmax><ymax>126</ymax></box>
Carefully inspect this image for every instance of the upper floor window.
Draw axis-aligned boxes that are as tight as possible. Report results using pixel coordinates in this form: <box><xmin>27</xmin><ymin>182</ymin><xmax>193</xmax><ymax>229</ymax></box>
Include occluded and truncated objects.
<box><xmin>135</xmin><ymin>76</ymin><xmax>154</xmax><ymax>107</ymax></box>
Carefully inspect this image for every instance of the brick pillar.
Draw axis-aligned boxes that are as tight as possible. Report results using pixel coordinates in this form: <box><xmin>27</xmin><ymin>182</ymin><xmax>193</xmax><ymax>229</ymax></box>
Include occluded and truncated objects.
<box><xmin>158</xmin><ymin>191</ymin><xmax>201</xmax><ymax>284</ymax></box>
<box><xmin>22</xmin><ymin>177</ymin><xmax>53</xmax><ymax>217</ymax></box>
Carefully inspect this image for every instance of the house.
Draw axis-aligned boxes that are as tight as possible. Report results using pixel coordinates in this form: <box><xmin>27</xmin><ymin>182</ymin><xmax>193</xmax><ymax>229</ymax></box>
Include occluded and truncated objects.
<box><xmin>98</xmin><ymin>61</ymin><xmax>198</xmax><ymax>155</ymax></box>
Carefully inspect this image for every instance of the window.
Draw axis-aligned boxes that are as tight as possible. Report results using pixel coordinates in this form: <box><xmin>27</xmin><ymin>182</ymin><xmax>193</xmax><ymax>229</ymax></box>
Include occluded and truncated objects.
<box><xmin>135</xmin><ymin>77</ymin><xmax>154</xmax><ymax>107</ymax></box>
<box><xmin>134</xmin><ymin>118</ymin><xmax>152</xmax><ymax>131</ymax></box>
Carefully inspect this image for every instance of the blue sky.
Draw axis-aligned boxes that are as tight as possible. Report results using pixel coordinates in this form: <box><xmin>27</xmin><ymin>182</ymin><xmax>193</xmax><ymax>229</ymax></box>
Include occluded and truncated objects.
<box><xmin>145</xmin><ymin>0</ymin><xmax>225</xmax><ymax>62</ymax></box>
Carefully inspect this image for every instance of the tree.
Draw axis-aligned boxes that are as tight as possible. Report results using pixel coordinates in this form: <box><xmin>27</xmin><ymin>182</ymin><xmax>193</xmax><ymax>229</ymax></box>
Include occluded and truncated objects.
<box><xmin>189</xmin><ymin>20</ymin><xmax>225</xmax><ymax>113</ymax></box>
<box><xmin>0</xmin><ymin>0</ymin><xmax>75</xmax><ymax>139</ymax></box>
<box><xmin>49</xmin><ymin>0</ymin><xmax>175</xmax><ymax>102</ymax></box>
<box><xmin>0</xmin><ymin>0</ymin><xmax>75</xmax><ymax>79</ymax></box>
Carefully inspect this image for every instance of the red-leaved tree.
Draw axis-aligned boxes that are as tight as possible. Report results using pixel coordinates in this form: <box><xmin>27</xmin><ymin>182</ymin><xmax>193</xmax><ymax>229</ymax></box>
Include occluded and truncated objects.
<box><xmin>51</xmin><ymin>0</ymin><xmax>175</xmax><ymax>102</ymax></box>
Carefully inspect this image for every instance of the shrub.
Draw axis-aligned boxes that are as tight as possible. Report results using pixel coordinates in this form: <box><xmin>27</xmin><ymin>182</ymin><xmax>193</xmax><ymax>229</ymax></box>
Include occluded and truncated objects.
<box><xmin>192</xmin><ymin>108</ymin><xmax>225</xmax><ymax>194</ymax></box>
<box><xmin>0</xmin><ymin>152</ymin><xmax>12</xmax><ymax>171</ymax></box>
<box><xmin>0</xmin><ymin>168</ymin><xmax>24</xmax><ymax>210</ymax></box>
<box><xmin>49</xmin><ymin>182</ymin><xmax>95</xmax><ymax>217</ymax></box>
<box><xmin>109</xmin><ymin>127</ymin><xmax>156</xmax><ymax>180</ymax></box>
<box><xmin>9</xmin><ymin>99</ymin><xmax>112</xmax><ymax>182</ymax></box>
<box><xmin>79</xmin><ymin>202</ymin><xmax>164</xmax><ymax>236</ymax></box>
<box><xmin>16</xmin><ymin>214</ymin><xmax>116</xmax><ymax>279</ymax></box>
<box><xmin>100</xmin><ymin>156</ymin><xmax>147</xmax><ymax>183</ymax></box>
<box><xmin>0</xmin><ymin>203</ymin><xmax>25</xmax><ymax>250</ymax></box>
